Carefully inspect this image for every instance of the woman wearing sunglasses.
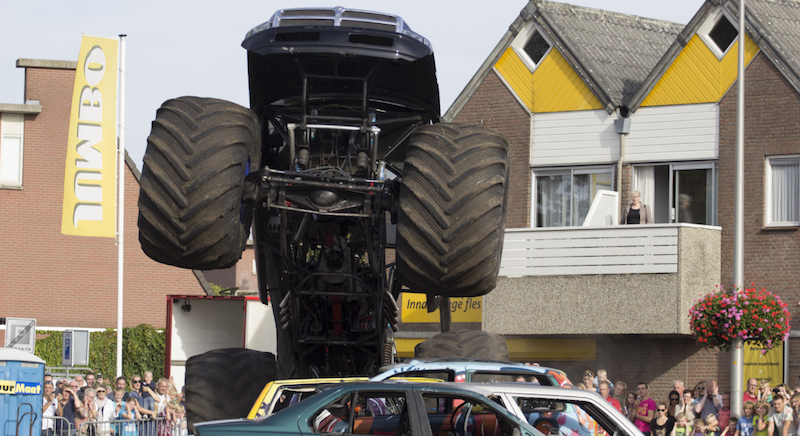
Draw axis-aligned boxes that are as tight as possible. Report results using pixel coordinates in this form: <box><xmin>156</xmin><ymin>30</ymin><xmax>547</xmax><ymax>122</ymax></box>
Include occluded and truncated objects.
<box><xmin>652</xmin><ymin>402</ymin><xmax>676</xmax><ymax>436</ymax></box>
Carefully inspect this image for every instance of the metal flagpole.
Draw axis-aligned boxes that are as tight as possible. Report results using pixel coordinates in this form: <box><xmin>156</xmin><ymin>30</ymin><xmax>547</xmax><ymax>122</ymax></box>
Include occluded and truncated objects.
<box><xmin>117</xmin><ymin>34</ymin><xmax>127</xmax><ymax>378</ymax></box>
<box><xmin>731</xmin><ymin>0</ymin><xmax>745</xmax><ymax>418</ymax></box>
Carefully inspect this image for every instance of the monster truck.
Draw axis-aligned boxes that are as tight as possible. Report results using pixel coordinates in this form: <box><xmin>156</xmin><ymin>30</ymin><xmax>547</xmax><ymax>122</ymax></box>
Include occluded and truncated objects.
<box><xmin>137</xmin><ymin>6</ymin><xmax>510</xmax><ymax>426</ymax></box>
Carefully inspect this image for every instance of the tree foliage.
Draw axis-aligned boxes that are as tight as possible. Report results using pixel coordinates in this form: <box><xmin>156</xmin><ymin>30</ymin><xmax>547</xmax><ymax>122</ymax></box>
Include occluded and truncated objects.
<box><xmin>35</xmin><ymin>324</ymin><xmax>165</xmax><ymax>380</ymax></box>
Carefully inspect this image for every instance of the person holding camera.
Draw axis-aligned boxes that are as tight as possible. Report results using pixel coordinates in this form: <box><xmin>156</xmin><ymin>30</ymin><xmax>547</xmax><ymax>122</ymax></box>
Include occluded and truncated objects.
<box><xmin>774</xmin><ymin>385</ymin><xmax>792</xmax><ymax>403</ymax></box>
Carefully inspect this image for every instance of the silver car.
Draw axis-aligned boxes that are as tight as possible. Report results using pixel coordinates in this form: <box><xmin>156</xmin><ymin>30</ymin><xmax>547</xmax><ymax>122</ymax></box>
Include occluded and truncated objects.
<box><xmin>480</xmin><ymin>384</ymin><xmax>643</xmax><ymax>436</ymax></box>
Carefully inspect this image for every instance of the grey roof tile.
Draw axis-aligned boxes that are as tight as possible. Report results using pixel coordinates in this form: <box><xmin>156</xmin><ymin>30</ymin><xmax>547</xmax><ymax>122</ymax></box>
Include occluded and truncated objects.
<box><xmin>536</xmin><ymin>0</ymin><xmax>684</xmax><ymax>107</ymax></box>
<box><xmin>742</xmin><ymin>0</ymin><xmax>800</xmax><ymax>89</ymax></box>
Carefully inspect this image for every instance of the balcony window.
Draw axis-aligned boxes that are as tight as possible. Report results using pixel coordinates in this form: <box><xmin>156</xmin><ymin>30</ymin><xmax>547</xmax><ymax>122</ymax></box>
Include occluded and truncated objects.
<box><xmin>766</xmin><ymin>156</ymin><xmax>800</xmax><ymax>226</ymax></box>
<box><xmin>534</xmin><ymin>167</ymin><xmax>613</xmax><ymax>227</ymax></box>
<box><xmin>634</xmin><ymin>163</ymin><xmax>716</xmax><ymax>225</ymax></box>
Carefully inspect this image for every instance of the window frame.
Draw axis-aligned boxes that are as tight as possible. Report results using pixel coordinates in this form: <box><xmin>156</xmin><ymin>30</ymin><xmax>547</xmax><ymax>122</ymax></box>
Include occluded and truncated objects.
<box><xmin>0</xmin><ymin>112</ymin><xmax>25</xmax><ymax>189</ymax></box>
<box><xmin>510</xmin><ymin>20</ymin><xmax>554</xmax><ymax>72</ymax></box>
<box><xmin>765</xmin><ymin>155</ymin><xmax>800</xmax><ymax>227</ymax></box>
<box><xmin>697</xmin><ymin>8</ymin><xmax>739</xmax><ymax>60</ymax></box>
<box><xmin>531</xmin><ymin>165</ymin><xmax>615</xmax><ymax>228</ymax></box>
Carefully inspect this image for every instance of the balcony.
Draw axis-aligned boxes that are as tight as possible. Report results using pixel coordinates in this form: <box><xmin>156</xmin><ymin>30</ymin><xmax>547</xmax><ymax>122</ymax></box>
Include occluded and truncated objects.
<box><xmin>484</xmin><ymin>224</ymin><xmax>720</xmax><ymax>336</ymax></box>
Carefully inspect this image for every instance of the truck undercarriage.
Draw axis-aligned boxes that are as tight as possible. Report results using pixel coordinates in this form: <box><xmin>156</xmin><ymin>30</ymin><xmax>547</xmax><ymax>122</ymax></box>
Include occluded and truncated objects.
<box><xmin>137</xmin><ymin>6</ymin><xmax>510</xmax><ymax>428</ymax></box>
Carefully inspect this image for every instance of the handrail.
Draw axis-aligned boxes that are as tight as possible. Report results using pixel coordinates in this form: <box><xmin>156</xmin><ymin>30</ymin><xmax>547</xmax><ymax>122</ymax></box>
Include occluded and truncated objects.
<box><xmin>499</xmin><ymin>223</ymin><xmax>720</xmax><ymax>277</ymax></box>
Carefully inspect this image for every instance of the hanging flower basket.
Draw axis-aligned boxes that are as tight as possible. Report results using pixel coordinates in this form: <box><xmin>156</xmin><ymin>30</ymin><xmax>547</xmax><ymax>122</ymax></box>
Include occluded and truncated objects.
<box><xmin>689</xmin><ymin>285</ymin><xmax>791</xmax><ymax>352</ymax></box>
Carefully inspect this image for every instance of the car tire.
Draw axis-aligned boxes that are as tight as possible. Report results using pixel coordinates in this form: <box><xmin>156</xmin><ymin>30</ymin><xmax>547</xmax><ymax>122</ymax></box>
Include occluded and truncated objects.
<box><xmin>138</xmin><ymin>96</ymin><xmax>260</xmax><ymax>270</ymax></box>
<box><xmin>414</xmin><ymin>330</ymin><xmax>509</xmax><ymax>361</ymax></box>
<box><xmin>185</xmin><ymin>348</ymin><xmax>278</xmax><ymax>431</ymax></box>
<box><xmin>396</xmin><ymin>123</ymin><xmax>510</xmax><ymax>298</ymax></box>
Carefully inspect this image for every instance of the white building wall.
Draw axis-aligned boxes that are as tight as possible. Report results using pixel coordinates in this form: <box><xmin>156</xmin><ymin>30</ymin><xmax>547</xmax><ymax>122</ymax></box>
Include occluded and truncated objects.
<box><xmin>530</xmin><ymin>109</ymin><xmax>617</xmax><ymax>166</ymax></box>
<box><xmin>625</xmin><ymin>103</ymin><xmax>719</xmax><ymax>162</ymax></box>
<box><xmin>529</xmin><ymin>103</ymin><xmax>719</xmax><ymax>167</ymax></box>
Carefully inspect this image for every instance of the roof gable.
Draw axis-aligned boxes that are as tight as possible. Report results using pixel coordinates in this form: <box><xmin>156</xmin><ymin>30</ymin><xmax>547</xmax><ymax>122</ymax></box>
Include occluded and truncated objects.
<box><xmin>641</xmin><ymin>33</ymin><xmax>760</xmax><ymax>106</ymax></box>
<box><xmin>631</xmin><ymin>0</ymin><xmax>800</xmax><ymax>111</ymax></box>
<box><xmin>445</xmin><ymin>0</ymin><xmax>684</xmax><ymax>119</ymax></box>
<box><xmin>494</xmin><ymin>46</ymin><xmax>605</xmax><ymax>112</ymax></box>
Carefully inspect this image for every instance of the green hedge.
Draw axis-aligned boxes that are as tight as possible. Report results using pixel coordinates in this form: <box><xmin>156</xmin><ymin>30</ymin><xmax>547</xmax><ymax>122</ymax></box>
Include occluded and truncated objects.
<box><xmin>35</xmin><ymin>324</ymin><xmax>165</xmax><ymax>381</ymax></box>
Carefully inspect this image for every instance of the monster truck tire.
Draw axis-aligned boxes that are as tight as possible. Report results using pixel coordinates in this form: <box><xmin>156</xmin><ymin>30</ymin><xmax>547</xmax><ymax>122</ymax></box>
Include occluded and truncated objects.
<box><xmin>415</xmin><ymin>330</ymin><xmax>509</xmax><ymax>361</ymax></box>
<box><xmin>138</xmin><ymin>96</ymin><xmax>260</xmax><ymax>270</ymax></box>
<box><xmin>185</xmin><ymin>349</ymin><xmax>278</xmax><ymax>431</ymax></box>
<box><xmin>396</xmin><ymin>124</ymin><xmax>510</xmax><ymax>297</ymax></box>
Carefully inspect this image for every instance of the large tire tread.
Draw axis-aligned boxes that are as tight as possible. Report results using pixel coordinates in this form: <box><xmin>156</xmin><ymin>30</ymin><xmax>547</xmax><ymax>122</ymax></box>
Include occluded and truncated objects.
<box><xmin>397</xmin><ymin>124</ymin><xmax>509</xmax><ymax>297</ymax></box>
<box><xmin>415</xmin><ymin>331</ymin><xmax>509</xmax><ymax>362</ymax></box>
<box><xmin>185</xmin><ymin>348</ymin><xmax>278</xmax><ymax>431</ymax></box>
<box><xmin>138</xmin><ymin>96</ymin><xmax>260</xmax><ymax>269</ymax></box>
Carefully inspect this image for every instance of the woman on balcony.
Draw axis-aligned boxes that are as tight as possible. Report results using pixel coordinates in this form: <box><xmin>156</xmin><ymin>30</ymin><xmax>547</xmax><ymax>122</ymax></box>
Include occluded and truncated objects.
<box><xmin>621</xmin><ymin>190</ymin><xmax>653</xmax><ymax>225</ymax></box>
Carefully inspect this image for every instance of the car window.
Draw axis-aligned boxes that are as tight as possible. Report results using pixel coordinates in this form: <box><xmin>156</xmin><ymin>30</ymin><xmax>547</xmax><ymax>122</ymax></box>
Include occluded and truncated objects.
<box><xmin>470</xmin><ymin>372</ymin><xmax>548</xmax><ymax>385</ymax></box>
<box><xmin>313</xmin><ymin>392</ymin><xmax>410</xmax><ymax>435</ymax></box>
<box><xmin>272</xmin><ymin>388</ymin><xmax>319</xmax><ymax>415</ymax></box>
<box><xmin>387</xmin><ymin>370</ymin><xmax>455</xmax><ymax>382</ymax></box>
<box><xmin>421</xmin><ymin>394</ymin><xmax>526</xmax><ymax>436</ymax></box>
<box><xmin>513</xmin><ymin>397</ymin><xmax>616</xmax><ymax>436</ymax></box>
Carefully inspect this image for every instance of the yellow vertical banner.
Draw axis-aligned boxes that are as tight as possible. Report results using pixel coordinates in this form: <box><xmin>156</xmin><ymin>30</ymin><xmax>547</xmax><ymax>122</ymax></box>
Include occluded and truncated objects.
<box><xmin>743</xmin><ymin>342</ymin><xmax>784</xmax><ymax>388</ymax></box>
<box><xmin>61</xmin><ymin>35</ymin><xmax>118</xmax><ymax>237</ymax></box>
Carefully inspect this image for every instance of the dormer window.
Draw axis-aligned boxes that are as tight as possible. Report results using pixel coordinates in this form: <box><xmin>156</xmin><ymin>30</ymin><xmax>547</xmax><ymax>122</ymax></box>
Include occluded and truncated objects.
<box><xmin>512</xmin><ymin>21</ymin><xmax>552</xmax><ymax>71</ymax></box>
<box><xmin>523</xmin><ymin>31</ymin><xmax>550</xmax><ymax>65</ymax></box>
<box><xmin>698</xmin><ymin>9</ymin><xmax>739</xmax><ymax>59</ymax></box>
<box><xmin>709</xmin><ymin>16</ymin><xmax>737</xmax><ymax>52</ymax></box>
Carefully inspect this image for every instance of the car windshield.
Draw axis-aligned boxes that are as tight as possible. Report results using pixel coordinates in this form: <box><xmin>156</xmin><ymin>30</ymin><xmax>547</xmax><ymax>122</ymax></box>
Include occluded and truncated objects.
<box><xmin>513</xmin><ymin>396</ymin><xmax>618</xmax><ymax>436</ymax></box>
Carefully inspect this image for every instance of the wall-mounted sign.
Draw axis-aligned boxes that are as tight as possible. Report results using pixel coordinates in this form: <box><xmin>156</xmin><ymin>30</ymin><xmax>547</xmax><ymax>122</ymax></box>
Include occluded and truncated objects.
<box><xmin>0</xmin><ymin>381</ymin><xmax>42</xmax><ymax>395</ymax></box>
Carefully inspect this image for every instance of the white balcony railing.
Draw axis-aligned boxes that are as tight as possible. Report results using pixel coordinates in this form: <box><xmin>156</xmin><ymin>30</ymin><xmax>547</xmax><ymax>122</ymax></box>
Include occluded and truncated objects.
<box><xmin>498</xmin><ymin>224</ymin><xmax>702</xmax><ymax>277</ymax></box>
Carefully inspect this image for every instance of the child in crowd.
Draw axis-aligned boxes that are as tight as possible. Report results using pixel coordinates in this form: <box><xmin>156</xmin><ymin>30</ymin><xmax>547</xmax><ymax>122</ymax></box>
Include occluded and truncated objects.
<box><xmin>113</xmin><ymin>388</ymin><xmax>126</xmax><ymax>436</ymax></box>
<box><xmin>753</xmin><ymin>401</ymin><xmax>770</xmax><ymax>436</ymax></box>
<box><xmin>120</xmin><ymin>397</ymin><xmax>141</xmax><ymax>436</ymax></box>
<box><xmin>735</xmin><ymin>401</ymin><xmax>755</xmax><ymax>436</ymax></box>
<box><xmin>671</xmin><ymin>412</ymin><xmax>690</xmax><ymax>436</ymax></box>
<box><xmin>721</xmin><ymin>417</ymin><xmax>738</xmax><ymax>436</ymax></box>
<box><xmin>705</xmin><ymin>413</ymin><xmax>721</xmax><ymax>436</ymax></box>
<box><xmin>168</xmin><ymin>401</ymin><xmax>188</xmax><ymax>436</ymax></box>
<box><xmin>692</xmin><ymin>419</ymin><xmax>707</xmax><ymax>436</ymax></box>
<box><xmin>758</xmin><ymin>381</ymin><xmax>773</xmax><ymax>403</ymax></box>
<box><xmin>597</xmin><ymin>370</ymin><xmax>614</xmax><ymax>392</ymax></box>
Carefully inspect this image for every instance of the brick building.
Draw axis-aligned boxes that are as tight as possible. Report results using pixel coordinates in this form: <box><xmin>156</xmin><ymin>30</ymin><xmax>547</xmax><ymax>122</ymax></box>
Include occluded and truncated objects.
<box><xmin>442</xmin><ymin>0</ymin><xmax>800</xmax><ymax>399</ymax></box>
<box><xmin>0</xmin><ymin>59</ymin><xmax>208</xmax><ymax>332</ymax></box>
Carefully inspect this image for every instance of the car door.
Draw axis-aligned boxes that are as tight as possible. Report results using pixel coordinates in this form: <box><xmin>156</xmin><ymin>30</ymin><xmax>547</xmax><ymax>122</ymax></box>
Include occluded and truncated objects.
<box><xmin>413</xmin><ymin>388</ymin><xmax>544</xmax><ymax>436</ymax></box>
<box><xmin>308</xmin><ymin>388</ymin><xmax>427</xmax><ymax>436</ymax></box>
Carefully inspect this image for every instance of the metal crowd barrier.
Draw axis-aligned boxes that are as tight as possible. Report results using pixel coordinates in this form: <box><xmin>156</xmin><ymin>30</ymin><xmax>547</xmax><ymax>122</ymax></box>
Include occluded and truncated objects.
<box><xmin>16</xmin><ymin>403</ymin><xmax>37</xmax><ymax>436</ymax></box>
<box><xmin>80</xmin><ymin>417</ymin><xmax>168</xmax><ymax>436</ymax></box>
<box><xmin>47</xmin><ymin>416</ymin><xmax>181</xmax><ymax>436</ymax></box>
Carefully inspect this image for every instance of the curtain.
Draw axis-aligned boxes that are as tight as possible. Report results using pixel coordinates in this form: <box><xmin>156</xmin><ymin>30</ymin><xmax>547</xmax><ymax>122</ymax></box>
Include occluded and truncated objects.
<box><xmin>634</xmin><ymin>166</ymin><xmax>655</xmax><ymax>216</ymax></box>
<box><xmin>771</xmin><ymin>163</ymin><xmax>799</xmax><ymax>223</ymax></box>
<box><xmin>536</xmin><ymin>174</ymin><xmax>570</xmax><ymax>227</ymax></box>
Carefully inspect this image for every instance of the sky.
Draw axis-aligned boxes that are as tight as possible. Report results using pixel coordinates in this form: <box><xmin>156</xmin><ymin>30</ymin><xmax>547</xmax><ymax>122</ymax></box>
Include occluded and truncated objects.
<box><xmin>0</xmin><ymin>0</ymin><xmax>705</xmax><ymax>169</ymax></box>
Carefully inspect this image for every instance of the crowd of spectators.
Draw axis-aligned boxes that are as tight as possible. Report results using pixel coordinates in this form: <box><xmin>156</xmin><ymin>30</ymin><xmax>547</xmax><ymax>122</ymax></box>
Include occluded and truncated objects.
<box><xmin>581</xmin><ymin>370</ymin><xmax>800</xmax><ymax>436</ymax></box>
<box><xmin>41</xmin><ymin>371</ymin><xmax>188</xmax><ymax>436</ymax></box>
